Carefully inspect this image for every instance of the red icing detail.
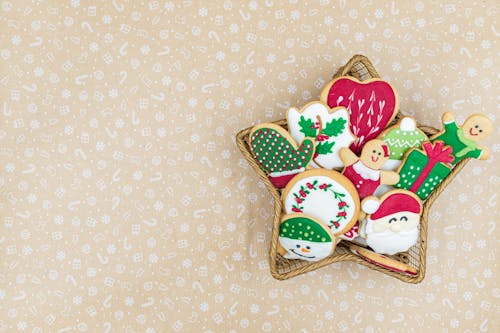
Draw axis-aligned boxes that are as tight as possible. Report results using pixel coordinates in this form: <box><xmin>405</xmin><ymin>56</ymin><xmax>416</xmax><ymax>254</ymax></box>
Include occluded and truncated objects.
<box><xmin>382</xmin><ymin>144</ymin><xmax>389</xmax><ymax>157</ymax></box>
<box><xmin>371</xmin><ymin>155</ymin><xmax>379</xmax><ymax>162</ymax></box>
<box><xmin>469</xmin><ymin>128</ymin><xmax>478</xmax><ymax>136</ymax></box>
<box><xmin>357</xmin><ymin>251</ymin><xmax>417</xmax><ymax>276</ymax></box>
<box><xmin>326</xmin><ymin>78</ymin><xmax>397</xmax><ymax>154</ymax></box>
<box><xmin>268</xmin><ymin>172</ymin><xmax>300</xmax><ymax>189</ymax></box>
<box><xmin>409</xmin><ymin>141</ymin><xmax>454</xmax><ymax>193</ymax></box>
<box><xmin>343</xmin><ymin>164</ymin><xmax>380</xmax><ymax>199</ymax></box>
<box><xmin>371</xmin><ymin>192</ymin><xmax>421</xmax><ymax>220</ymax></box>
<box><xmin>342</xmin><ymin>221</ymin><xmax>359</xmax><ymax>239</ymax></box>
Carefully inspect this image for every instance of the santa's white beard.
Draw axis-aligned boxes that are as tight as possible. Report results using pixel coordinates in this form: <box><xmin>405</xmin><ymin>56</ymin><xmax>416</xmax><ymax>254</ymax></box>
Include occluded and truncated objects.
<box><xmin>366</xmin><ymin>224</ymin><xmax>419</xmax><ymax>255</ymax></box>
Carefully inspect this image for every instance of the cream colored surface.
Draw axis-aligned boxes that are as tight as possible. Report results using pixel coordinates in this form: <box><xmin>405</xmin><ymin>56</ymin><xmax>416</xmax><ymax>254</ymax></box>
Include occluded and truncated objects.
<box><xmin>0</xmin><ymin>1</ymin><xmax>498</xmax><ymax>332</ymax></box>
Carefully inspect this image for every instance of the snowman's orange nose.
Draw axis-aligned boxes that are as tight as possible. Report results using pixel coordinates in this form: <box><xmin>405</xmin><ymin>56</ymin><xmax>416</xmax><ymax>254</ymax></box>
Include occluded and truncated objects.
<box><xmin>301</xmin><ymin>247</ymin><xmax>310</xmax><ymax>253</ymax></box>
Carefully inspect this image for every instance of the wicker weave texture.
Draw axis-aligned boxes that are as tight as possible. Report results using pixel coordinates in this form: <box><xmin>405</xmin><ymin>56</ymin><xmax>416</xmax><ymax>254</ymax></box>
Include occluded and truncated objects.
<box><xmin>236</xmin><ymin>55</ymin><xmax>468</xmax><ymax>283</ymax></box>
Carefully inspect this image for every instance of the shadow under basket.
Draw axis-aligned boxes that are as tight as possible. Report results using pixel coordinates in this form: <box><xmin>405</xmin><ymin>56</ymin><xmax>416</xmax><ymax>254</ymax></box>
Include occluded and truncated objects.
<box><xmin>236</xmin><ymin>55</ymin><xmax>469</xmax><ymax>283</ymax></box>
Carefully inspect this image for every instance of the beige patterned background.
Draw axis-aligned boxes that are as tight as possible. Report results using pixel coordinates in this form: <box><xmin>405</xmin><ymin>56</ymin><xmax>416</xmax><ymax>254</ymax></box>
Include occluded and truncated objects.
<box><xmin>1</xmin><ymin>1</ymin><xmax>499</xmax><ymax>332</ymax></box>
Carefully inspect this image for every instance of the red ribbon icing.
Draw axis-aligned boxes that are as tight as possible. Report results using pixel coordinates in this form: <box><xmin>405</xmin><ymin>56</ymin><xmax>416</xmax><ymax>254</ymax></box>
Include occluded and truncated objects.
<box><xmin>409</xmin><ymin>141</ymin><xmax>454</xmax><ymax>193</ymax></box>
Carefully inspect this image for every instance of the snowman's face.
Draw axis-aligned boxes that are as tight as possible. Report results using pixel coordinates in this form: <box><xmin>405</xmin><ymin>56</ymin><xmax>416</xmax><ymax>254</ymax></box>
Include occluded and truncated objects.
<box><xmin>279</xmin><ymin>237</ymin><xmax>332</xmax><ymax>261</ymax></box>
<box><xmin>372</xmin><ymin>212</ymin><xmax>420</xmax><ymax>233</ymax></box>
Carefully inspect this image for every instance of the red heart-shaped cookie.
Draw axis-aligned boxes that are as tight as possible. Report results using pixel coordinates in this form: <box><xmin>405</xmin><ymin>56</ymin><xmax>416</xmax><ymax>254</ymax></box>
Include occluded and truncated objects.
<box><xmin>321</xmin><ymin>77</ymin><xmax>399</xmax><ymax>154</ymax></box>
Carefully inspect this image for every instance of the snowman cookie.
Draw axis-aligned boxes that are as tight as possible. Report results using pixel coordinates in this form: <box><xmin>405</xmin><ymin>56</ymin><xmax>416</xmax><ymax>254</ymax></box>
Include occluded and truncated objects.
<box><xmin>340</xmin><ymin>139</ymin><xmax>400</xmax><ymax>199</ymax></box>
<box><xmin>278</xmin><ymin>214</ymin><xmax>336</xmax><ymax>262</ymax></box>
<box><xmin>249</xmin><ymin>123</ymin><xmax>316</xmax><ymax>188</ymax></box>
<box><xmin>431</xmin><ymin>112</ymin><xmax>493</xmax><ymax>164</ymax></box>
<box><xmin>282</xmin><ymin>169</ymin><xmax>360</xmax><ymax>236</ymax></box>
<box><xmin>349</xmin><ymin>244</ymin><xmax>417</xmax><ymax>276</ymax></box>
<box><xmin>360</xmin><ymin>190</ymin><xmax>422</xmax><ymax>255</ymax></box>
<box><xmin>379</xmin><ymin>117</ymin><xmax>428</xmax><ymax>171</ymax></box>
<box><xmin>287</xmin><ymin>101</ymin><xmax>355</xmax><ymax>170</ymax></box>
<box><xmin>320</xmin><ymin>76</ymin><xmax>399</xmax><ymax>154</ymax></box>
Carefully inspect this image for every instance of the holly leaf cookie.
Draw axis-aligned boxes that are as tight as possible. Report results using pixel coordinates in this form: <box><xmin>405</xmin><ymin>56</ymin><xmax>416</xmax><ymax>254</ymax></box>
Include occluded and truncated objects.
<box><xmin>278</xmin><ymin>214</ymin><xmax>336</xmax><ymax>262</ymax></box>
<box><xmin>320</xmin><ymin>77</ymin><xmax>399</xmax><ymax>154</ymax></box>
<box><xmin>282</xmin><ymin>169</ymin><xmax>360</xmax><ymax>236</ymax></box>
<box><xmin>249</xmin><ymin>123</ymin><xmax>315</xmax><ymax>189</ymax></box>
<box><xmin>287</xmin><ymin>101</ymin><xmax>355</xmax><ymax>170</ymax></box>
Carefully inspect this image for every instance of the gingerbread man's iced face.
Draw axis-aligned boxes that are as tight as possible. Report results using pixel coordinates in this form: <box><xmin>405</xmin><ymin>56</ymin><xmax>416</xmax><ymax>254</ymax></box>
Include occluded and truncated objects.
<box><xmin>372</xmin><ymin>211</ymin><xmax>420</xmax><ymax>233</ymax></box>
<box><xmin>360</xmin><ymin>139</ymin><xmax>390</xmax><ymax>169</ymax></box>
<box><xmin>462</xmin><ymin>115</ymin><xmax>493</xmax><ymax>142</ymax></box>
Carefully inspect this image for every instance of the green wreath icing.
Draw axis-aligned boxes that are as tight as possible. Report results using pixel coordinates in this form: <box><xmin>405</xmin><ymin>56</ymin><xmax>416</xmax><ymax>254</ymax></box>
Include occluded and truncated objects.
<box><xmin>279</xmin><ymin>216</ymin><xmax>331</xmax><ymax>242</ymax></box>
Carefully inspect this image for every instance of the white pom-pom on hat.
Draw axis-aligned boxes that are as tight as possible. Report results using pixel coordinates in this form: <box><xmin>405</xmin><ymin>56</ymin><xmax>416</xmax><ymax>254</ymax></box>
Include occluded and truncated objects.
<box><xmin>399</xmin><ymin>117</ymin><xmax>417</xmax><ymax>131</ymax></box>
<box><xmin>361</xmin><ymin>196</ymin><xmax>380</xmax><ymax>214</ymax></box>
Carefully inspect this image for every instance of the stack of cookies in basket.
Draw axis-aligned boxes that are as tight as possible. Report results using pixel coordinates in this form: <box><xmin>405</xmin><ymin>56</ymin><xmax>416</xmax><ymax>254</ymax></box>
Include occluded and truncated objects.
<box><xmin>249</xmin><ymin>76</ymin><xmax>493</xmax><ymax>275</ymax></box>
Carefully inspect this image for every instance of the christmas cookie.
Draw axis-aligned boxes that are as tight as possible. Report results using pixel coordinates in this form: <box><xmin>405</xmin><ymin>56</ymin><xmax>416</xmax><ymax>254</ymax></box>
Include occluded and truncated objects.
<box><xmin>339</xmin><ymin>221</ymin><xmax>359</xmax><ymax>241</ymax></box>
<box><xmin>360</xmin><ymin>190</ymin><xmax>422</xmax><ymax>255</ymax></box>
<box><xmin>379</xmin><ymin>117</ymin><xmax>428</xmax><ymax>171</ymax></box>
<box><xmin>320</xmin><ymin>76</ymin><xmax>399</xmax><ymax>154</ymax></box>
<box><xmin>431</xmin><ymin>112</ymin><xmax>493</xmax><ymax>164</ymax></box>
<box><xmin>277</xmin><ymin>214</ymin><xmax>336</xmax><ymax>262</ymax></box>
<box><xmin>282</xmin><ymin>169</ymin><xmax>360</xmax><ymax>236</ymax></box>
<box><xmin>286</xmin><ymin>101</ymin><xmax>355</xmax><ymax>169</ymax></box>
<box><xmin>249</xmin><ymin>123</ymin><xmax>315</xmax><ymax>188</ymax></box>
<box><xmin>395</xmin><ymin>141</ymin><xmax>453</xmax><ymax>200</ymax></box>
<box><xmin>340</xmin><ymin>139</ymin><xmax>400</xmax><ymax>199</ymax></box>
<box><xmin>349</xmin><ymin>244</ymin><xmax>417</xmax><ymax>276</ymax></box>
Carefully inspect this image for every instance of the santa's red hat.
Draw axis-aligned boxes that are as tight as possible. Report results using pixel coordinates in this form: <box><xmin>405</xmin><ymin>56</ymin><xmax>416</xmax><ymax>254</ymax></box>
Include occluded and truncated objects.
<box><xmin>362</xmin><ymin>192</ymin><xmax>421</xmax><ymax>220</ymax></box>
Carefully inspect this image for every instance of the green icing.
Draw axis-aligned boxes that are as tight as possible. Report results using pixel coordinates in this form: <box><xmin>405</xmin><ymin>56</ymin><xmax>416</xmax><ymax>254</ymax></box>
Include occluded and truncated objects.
<box><xmin>279</xmin><ymin>216</ymin><xmax>331</xmax><ymax>242</ymax></box>
<box><xmin>395</xmin><ymin>150</ymin><xmax>451</xmax><ymax>200</ymax></box>
<box><xmin>251</xmin><ymin>127</ymin><xmax>315</xmax><ymax>173</ymax></box>
<box><xmin>383</xmin><ymin>128</ymin><xmax>427</xmax><ymax>160</ymax></box>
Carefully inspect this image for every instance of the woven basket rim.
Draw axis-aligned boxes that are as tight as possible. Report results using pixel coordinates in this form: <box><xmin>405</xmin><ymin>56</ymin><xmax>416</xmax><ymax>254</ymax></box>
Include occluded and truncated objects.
<box><xmin>236</xmin><ymin>54</ymin><xmax>469</xmax><ymax>283</ymax></box>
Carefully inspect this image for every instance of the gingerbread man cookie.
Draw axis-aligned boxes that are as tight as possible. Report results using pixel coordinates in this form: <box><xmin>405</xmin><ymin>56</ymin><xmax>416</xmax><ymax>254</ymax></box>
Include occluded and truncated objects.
<box><xmin>360</xmin><ymin>190</ymin><xmax>422</xmax><ymax>255</ymax></box>
<box><xmin>278</xmin><ymin>214</ymin><xmax>336</xmax><ymax>262</ymax></box>
<box><xmin>431</xmin><ymin>112</ymin><xmax>493</xmax><ymax>164</ymax></box>
<box><xmin>287</xmin><ymin>101</ymin><xmax>355</xmax><ymax>170</ymax></box>
<box><xmin>249</xmin><ymin>123</ymin><xmax>315</xmax><ymax>188</ymax></box>
<box><xmin>320</xmin><ymin>76</ymin><xmax>399</xmax><ymax>154</ymax></box>
<box><xmin>340</xmin><ymin>139</ymin><xmax>400</xmax><ymax>199</ymax></box>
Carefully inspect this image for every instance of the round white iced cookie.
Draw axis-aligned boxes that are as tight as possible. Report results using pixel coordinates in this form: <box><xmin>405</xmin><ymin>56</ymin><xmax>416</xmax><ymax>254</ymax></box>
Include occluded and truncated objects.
<box><xmin>282</xmin><ymin>169</ymin><xmax>360</xmax><ymax>235</ymax></box>
<box><xmin>287</xmin><ymin>102</ymin><xmax>355</xmax><ymax>170</ymax></box>
<box><xmin>278</xmin><ymin>214</ymin><xmax>336</xmax><ymax>262</ymax></box>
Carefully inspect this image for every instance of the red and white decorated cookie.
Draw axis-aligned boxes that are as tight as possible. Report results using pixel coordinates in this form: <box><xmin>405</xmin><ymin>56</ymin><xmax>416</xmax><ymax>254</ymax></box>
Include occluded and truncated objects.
<box><xmin>320</xmin><ymin>76</ymin><xmax>399</xmax><ymax>154</ymax></box>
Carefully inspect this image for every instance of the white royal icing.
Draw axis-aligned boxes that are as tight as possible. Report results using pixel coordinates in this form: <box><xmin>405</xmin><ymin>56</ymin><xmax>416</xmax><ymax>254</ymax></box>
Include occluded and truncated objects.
<box><xmin>287</xmin><ymin>102</ymin><xmax>354</xmax><ymax>169</ymax></box>
<box><xmin>284</xmin><ymin>175</ymin><xmax>357</xmax><ymax>234</ymax></box>
<box><xmin>352</xmin><ymin>161</ymin><xmax>380</xmax><ymax>181</ymax></box>
<box><xmin>365</xmin><ymin>217</ymin><xmax>419</xmax><ymax>255</ymax></box>
<box><xmin>279</xmin><ymin>237</ymin><xmax>333</xmax><ymax>262</ymax></box>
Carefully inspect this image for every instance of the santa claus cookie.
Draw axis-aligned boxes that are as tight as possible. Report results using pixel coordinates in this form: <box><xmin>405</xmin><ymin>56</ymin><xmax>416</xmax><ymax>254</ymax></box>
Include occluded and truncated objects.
<box><xmin>320</xmin><ymin>76</ymin><xmax>399</xmax><ymax>154</ymax></box>
<box><xmin>249</xmin><ymin>123</ymin><xmax>315</xmax><ymax>188</ymax></box>
<box><xmin>282</xmin><ymin>169</ymin><xmax>360</xmax><ymax>236</ymax></box>
<box><xmin>379</xmin><ymin>117</ymin><xmax>428</xmax><ymax>171</ymax></box>
<box><xmin>359</xmin><ymin>190</ymin><xmax>422</xmax><ymax>255</ymax></box>
<box><xmin>340</xmin><ymin>139</ymin><xmax>400</xmax><ymax>199</ymax></box>
<box><xmin>277</xmin><ymin>214</ymin><xmax>336</xmax><ymax>262</ymax></box>
<box><xmin>349</xmin><ymin>244</ymin><xmax>417</xmax><ymax>276</ymax></box>
<box><xmin>431</xmin><ymin>112</ymin><xmax>493</xmax><ymax>164</ymax></box>
<box><xmin>286</xmin><ymin>101</ymin><xmax>355</xmax><ymax>169</ymax></box>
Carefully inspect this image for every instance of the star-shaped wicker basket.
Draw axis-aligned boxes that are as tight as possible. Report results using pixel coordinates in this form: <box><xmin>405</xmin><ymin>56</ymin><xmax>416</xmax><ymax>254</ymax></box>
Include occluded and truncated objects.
<box><xmin>236</xmin><ymin>55</ymin><xmax>468</xmax><ymax>283</ymax></box>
